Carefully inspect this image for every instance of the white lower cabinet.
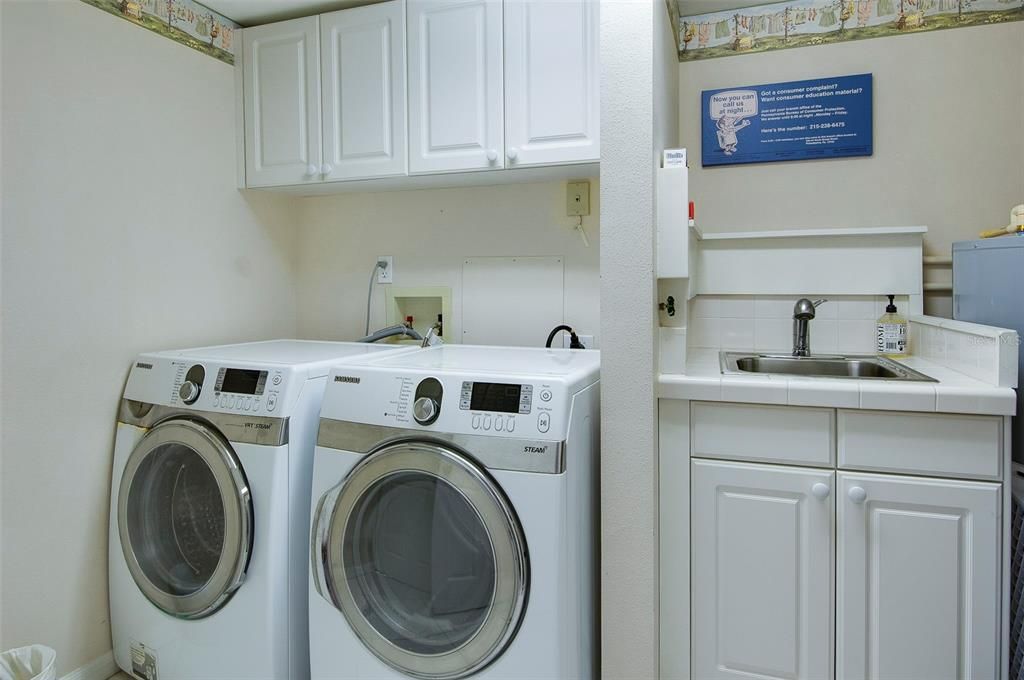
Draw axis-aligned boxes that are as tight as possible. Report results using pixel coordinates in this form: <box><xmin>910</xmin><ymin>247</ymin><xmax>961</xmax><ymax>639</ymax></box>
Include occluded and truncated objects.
<box><xmin>837</xmin><ymin>472</ymin><xmax>1001</xmax><ymax>680</ymax></box>
<box><xmin>692</xmin><ymin>459</ymin><xmax>834</xmax><ymax>680</ymax></box>
<box><xmin>691</xmin><ymin>457</ymin><xmax>1003</xmax><ymax>680</ymax></box>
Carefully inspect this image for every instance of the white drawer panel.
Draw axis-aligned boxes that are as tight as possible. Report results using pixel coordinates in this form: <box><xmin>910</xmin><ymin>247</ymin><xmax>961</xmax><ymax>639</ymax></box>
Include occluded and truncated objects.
<box><xmin>838</xmin><ymin>409</ymin><xmax>1003</xmax><ymax>480</ymax></box>
<box><xmin>691</xmin><ymin>402</ymin><xmax>834</xmax><ymax>467</ymax></box>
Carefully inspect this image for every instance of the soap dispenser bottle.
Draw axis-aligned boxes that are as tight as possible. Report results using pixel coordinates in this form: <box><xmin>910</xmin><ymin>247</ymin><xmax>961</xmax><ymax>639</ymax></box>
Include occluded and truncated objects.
<box><xmin>876</xmin><ymin>295</ymin><xmax>908</xmax><ymax>357</ymax></box>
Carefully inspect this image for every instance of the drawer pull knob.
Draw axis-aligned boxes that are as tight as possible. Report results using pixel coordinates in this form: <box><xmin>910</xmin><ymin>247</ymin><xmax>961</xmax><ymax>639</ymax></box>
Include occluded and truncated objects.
<box><xmin>848</xmin><ymin>486</ymin><xmax>867</xmax><ymax>504</ymax></box>
<box><xmin>811</xmin><ymin>483</ymin><xmax>831</xmax><ymax>500</ymax></box>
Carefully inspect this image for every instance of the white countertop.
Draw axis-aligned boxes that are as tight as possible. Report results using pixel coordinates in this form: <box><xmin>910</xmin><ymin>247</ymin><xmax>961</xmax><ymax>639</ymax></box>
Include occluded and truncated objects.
<box><xmin>659</xmin><ymin>349</ymin><xmax>1016</xmax><ymax>416</ymax></box>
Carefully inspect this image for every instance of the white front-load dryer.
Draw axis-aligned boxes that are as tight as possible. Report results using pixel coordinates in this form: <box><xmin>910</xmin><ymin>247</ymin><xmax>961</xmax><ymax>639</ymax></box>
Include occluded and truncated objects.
<box><xmin>109</xmin><ymin>340</ymin><xmax>415</xmax><ymax>680</ymax></box>
<box><xmin>308</xmin><ymin>345</ymin><xmax>600</xmax><ymax>680</ymax></box>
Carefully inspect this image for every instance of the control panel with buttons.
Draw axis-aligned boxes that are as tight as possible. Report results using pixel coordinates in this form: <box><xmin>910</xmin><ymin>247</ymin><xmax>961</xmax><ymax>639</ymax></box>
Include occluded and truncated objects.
<box><xmin>469</xmin><ymin>412</ymin><xmax>518</xmax><ymax>433</ymax></box>
<box><xmin>317</xmin><ymin>367</ymin><xmax>571</xmax><ymax>440</ymax></box>
<box><xmin>450</xmin><ymin>379</ymin><xmax>555</xmax><ymax>437</ymax></box>
<box><xmin>459</xmin><ymin>381</ymin><xmax>533</xmax><ymax>414</ymax></box>
<box><xmin>163</xmin><ymin>360</ymin><xmax>288</xmax><ymax>416</ymax></box>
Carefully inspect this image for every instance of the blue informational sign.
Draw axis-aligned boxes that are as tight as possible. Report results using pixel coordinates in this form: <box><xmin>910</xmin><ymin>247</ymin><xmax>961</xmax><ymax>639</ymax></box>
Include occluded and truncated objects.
<box><xmin>701</xmin><ymin>73</ymin><xmax>873</xmax><ymax>167</ymax></box>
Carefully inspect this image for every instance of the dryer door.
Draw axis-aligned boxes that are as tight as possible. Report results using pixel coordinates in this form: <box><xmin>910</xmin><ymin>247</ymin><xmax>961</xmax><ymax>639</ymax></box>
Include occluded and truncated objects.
<box><xmin>313</xmin><ymin>441</ymin><xmax>528</xmax><ymax>679</ymax></box>
<box><xmin>118</xmin><ymin>419</ymin><xmax>253</xmax><ymax>619</ymax></box>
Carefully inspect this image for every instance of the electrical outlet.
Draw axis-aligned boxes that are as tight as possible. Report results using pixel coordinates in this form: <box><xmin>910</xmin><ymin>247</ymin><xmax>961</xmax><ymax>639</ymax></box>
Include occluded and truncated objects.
<box><xmin>566</xmin><ymin>180</ymin><xmax>590</xmax><ymax>217</ymax></box>
<box><xmin>562</xmin><ymin>334</ymin><xmax>596</xmax><ymax>349</ymax></box>
<box><xmin>377</xmin><ymin>256</ymin><xmax>393</xmax><ymax>284</ymax></box>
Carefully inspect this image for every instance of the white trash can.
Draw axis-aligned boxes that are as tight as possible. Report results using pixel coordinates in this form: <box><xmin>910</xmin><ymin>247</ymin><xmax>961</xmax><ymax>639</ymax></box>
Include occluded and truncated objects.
<box><xmin>0</xmin><ymin>646</ymin><xmax>56</xmax><ymax>680</ymax></box>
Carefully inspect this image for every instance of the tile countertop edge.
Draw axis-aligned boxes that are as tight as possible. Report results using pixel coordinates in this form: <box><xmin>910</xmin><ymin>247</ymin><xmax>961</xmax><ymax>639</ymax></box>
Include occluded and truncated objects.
<box><xmin>657</xmin><ymin>372</ymin><xmax>1017</xmax><ymax>416</ymax></box>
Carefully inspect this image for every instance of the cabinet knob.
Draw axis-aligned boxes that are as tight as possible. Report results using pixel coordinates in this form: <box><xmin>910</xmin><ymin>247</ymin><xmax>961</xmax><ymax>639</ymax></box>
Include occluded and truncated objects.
<box><xmin>320</xmin><ymin>163</ymin><xmax>333</xmax><ymax>176</ymax></box>
<box><xmin>848</xmin><ymin>486</ymin><xmax>867</xmax><ymax>504</ymax></box>
<box><xmin>306</xmin><ymin>163</ymin><xmax>318</xmax><ymax>177</ymax></box>
<box><xmin>507</xmin><ymin>147</ymin><xmax>519</xmax><ymax>161</ymax></box>
<box><xmin>811</xmin><ymin>483</ymin><xmax>831</xmax><ymax>500</ymax></box>
<box><xmin>486</xmin><ymin>149</ymin><xmax>498</xmax><ymax>163</ymax></box>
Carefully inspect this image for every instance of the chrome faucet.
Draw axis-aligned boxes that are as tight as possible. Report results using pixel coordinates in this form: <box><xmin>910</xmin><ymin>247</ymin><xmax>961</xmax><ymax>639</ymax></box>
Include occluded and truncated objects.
<box><xmin>792</xmin><ymin>298</ymin><xmax>827</xmax><ymax>357</ymax></box>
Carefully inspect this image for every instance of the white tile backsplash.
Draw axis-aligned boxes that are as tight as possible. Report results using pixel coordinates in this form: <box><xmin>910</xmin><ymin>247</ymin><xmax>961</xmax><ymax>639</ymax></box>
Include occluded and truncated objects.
<box><xmin>692</xmin><ymin>295</ymin><xmax>754</xmax><ymax>319</ymax></box>
<box><xmin>753</xmin><ymin>318</ymin><xmax>791</xmax><ymax>352</ymax></box>
<box><xmin>837</xmin><ymin>320</ymin><xmax>877</xmax><ymax>354</ymax></box>
<box><xmin>719</xmin><ymin>318</ymin><xmax>755</xmax><ymax>349</ymax></box>
<box><xmin>754</xmin><ymin>296</ymin><xmax>799</xmax><ymax>319</ymax></box>
<box><xmin>835</xmin><ymin>298</ymin><xmax>877</xmax><ymax>320</ymax></box>
<box><xmin>909</xmin><ymin>315</ymin><xmax>1019</xmax><ymax>388</ymax></box>
<box><xmin>811</xmin><ymin>320</ymin><xmax>839</xmax><ymax>353</ymax></box>
<box><xmin>689</xmin><ymin>294</ymin><xmax>907</xmax><ymax>352</ymax></box>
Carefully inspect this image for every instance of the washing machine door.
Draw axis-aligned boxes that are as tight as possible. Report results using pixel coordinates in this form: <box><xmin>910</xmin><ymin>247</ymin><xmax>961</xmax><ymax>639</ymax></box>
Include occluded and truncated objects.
<box><xmin>118</xmin><ymin>418</ymin><xmax>253</xmax><ymax>619</ymax></box>
<box><xmin>312</xmin><ymin>441</ymin><xmax>528</xmax><ymax>679</ymax></box>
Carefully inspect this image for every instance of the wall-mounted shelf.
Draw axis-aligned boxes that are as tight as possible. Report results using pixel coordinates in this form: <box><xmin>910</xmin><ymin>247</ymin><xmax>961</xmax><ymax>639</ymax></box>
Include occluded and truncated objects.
<box><xmin>697</xmin><ymin>225</ymin><xmax>928</xmax><ymax>241</ymax></box>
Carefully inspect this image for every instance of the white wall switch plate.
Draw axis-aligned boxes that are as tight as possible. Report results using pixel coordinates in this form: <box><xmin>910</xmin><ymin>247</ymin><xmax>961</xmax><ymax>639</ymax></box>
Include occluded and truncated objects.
<box><xmin>567</xmin><ymin>181</ymin><xmax>591</xmax><ymax>217</ymax></box>
<box><xmin>377</xmin><ymin>256</ymin><xmax>393</xmax><ymax>284</ymax></box>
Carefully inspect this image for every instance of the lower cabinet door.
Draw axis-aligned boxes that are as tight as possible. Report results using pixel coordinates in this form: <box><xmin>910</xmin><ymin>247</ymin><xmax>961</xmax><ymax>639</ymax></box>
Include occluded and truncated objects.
<box><xmin>692</xmin><ymin>459</ymin><xmax>835</xmax><ymax>680</ymax></box>
<box><xmin>837</xmin><ymin>472</ymin><xmax>1001</xmax><ymax>680</ymax></box>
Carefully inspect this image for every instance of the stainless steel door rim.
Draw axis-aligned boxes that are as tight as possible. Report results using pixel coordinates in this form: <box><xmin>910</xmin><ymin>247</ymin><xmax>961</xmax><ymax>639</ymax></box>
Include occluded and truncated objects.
<box><xmin>313</xmin><ymin>441</ymin><xmax>529</xmax><ymax>679</ymax></box>
<box><xmin>118</xmin><ymin>418</ymin><xmax>252</xmax><ymax>619</ymax></box>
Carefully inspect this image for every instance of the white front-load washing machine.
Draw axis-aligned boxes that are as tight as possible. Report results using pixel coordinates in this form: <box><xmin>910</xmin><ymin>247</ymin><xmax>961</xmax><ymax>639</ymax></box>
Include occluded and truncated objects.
<box><xmin>109</xmin><ymin>340</ymin><xmax>416</xmax><ymax>680</ymax></box>
<box><xmin>308</xmin><ymin>345</ymin><xmax>600</xmax><ymax>680</ymax></box>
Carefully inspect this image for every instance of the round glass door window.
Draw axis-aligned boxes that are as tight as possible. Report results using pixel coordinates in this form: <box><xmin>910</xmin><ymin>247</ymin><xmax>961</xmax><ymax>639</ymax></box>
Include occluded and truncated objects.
<box><xmin>118</xmin><ymin>419</ymin><xmax>252</xmax><ymax>619</ymax></box>
<box><xmin>316</xmin><ymin>442</ymin><xmax>528</xmax><ymax>679</ymax></box>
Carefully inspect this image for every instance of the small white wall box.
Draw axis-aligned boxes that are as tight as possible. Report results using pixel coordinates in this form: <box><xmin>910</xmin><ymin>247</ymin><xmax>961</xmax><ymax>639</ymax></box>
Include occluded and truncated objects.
<box><xmin>657</xmin><ymin>165</ymin><xmax>691</xmax><ymax>278</ymax></box>
<box><xmin>385</xmin><ymin>286</ymin><xmax>453</xmax><ymax>340</ymax></box>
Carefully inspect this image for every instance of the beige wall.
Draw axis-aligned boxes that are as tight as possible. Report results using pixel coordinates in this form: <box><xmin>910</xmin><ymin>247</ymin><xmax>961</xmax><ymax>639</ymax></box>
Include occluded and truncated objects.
<box><xmin>0</xmin><ymin>2</ymin><xmax>298</xmax><ymax>674</ymax></box>
<box><xmin>679</xmin><ymin>23</ymin><xmax>1024</xmax><ymax>314</ymax></box>
<box><xmin>293</xmin><ymin>180</ymin><xmax>600</xmax><ymax>345</ymax></box>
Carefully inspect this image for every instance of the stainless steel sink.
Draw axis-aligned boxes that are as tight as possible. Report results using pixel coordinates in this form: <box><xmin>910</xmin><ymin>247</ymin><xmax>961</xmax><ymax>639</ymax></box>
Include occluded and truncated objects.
<box><xmin>720</xmin><ymin>352</ymin><xmax>937</xmax><ymax>382</ymax></box>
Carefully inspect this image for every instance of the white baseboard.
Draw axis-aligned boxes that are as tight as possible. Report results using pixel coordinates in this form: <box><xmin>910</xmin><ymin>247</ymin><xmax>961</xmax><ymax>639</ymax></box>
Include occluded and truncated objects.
<box><xmin>60</xmin><ymin>650</ymin><xmax>118</xmax><ymax>680</ymax></box>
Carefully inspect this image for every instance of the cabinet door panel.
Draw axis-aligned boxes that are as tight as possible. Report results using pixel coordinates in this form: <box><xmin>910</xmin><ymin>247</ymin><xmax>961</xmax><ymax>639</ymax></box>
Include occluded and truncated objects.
<box><xmin>503</xmin><ymin>0</ymin><xmax>599</xmax><ymax>167</ymax></box>
<box><xmin>242</xmin><ymin>17</ymin><xmax>320</xmax><ymax>187</ymax></box>
<box><xmin>837</xmin><ymin>472</ymin><xmax>1000</xmax><ymax>680</ymax></box>
<box><xmin>407</xmin><ymin>0</ymin><xmax>503</xmax><ymax>174</ymax></box>
<box><xmin>320</xmin><ymin>2</ymin><xmax>406</xmax><ymax>181</ymax></box>
<box><xmin>692</xmin><ymin>459</ymin><xmax>834</xmax><ymax>680</ymax></box>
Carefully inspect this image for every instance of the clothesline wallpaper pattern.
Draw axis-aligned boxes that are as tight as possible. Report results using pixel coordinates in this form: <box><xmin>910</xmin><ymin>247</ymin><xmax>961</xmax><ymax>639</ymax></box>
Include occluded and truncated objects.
<box><xmin>670</xmin><ymin>0</ymin><xmax>1023</xmax><ymax>61</ymax></box>
<box><xmin>80</xmin><ymin>0</ymin><xmax>238</xmax><ymax>65</ymax></box>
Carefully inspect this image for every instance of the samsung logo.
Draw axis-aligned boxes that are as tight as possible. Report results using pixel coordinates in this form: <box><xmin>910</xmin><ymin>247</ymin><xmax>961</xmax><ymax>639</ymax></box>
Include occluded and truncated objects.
<box><xmin>524</xmin><ymin>445</ymin><xmax>548</xmax><ymax>454</ymax></box>
<box><xmin>135</xmin><ymin>362</ymin><xmax>153</xmax><ymax>370</ymax></box>
<box><xmin>334</xmin><ymin>376</ymin><xmax>361</xmax><ymax>384</ymax></box>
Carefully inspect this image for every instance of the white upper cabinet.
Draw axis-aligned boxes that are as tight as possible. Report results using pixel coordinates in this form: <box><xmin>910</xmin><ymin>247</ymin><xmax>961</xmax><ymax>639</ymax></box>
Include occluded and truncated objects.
<box><xmin>242</xmin><ymin>17</ymin><xmax>321</xmax><ymax>188</ymax></box>
<box><xmin>237</xmin><ymin>0</ymin><xmax>598</xmax><ymax>188</ymax></box>
<box><xmin>503</xmin><ymin>0</ymin><xmax>599</xmax><ymax>167</ymax></box>
<box><xmin>692</xmin><ymin>459</ymin><xmax>835</xmax><ymax>680</ymax></box>
<box><xmin>320</xmin><ymin>2</ymin><xmax>407</xmax><ymax>181</ymax></box>
<box><xmin>837</xmin><ymin>472</ymin><xmax>1000</xmax><ymax>680</ymax></box>
<box><xmin>407</xmin><ymin>0</ymin><xmax>504</xmax><ymax>174</ymax></box>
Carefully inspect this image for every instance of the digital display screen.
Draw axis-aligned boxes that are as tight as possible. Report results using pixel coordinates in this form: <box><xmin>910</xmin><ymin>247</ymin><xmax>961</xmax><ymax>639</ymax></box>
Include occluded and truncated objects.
<box><xmin>220</xmin><ymin>368</ymin><xmax>266</xmax><ymax>395</ymax></box>
<box><xmin>470</xmin><ymin>382</ymin><xmax>522</xmax><ymax>414</ymax></box>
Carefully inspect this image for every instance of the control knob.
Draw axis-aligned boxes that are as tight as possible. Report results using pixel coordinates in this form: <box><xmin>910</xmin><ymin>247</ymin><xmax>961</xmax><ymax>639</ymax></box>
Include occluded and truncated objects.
<box><xmin>413</xmin><ymin>397</ymin><xmax>440</xmax><ymax>425</ymax></box>
<box><xmin>179</xmin><ymin>380</ymin><xmax>200</xmax><ymax>405</ymax></box>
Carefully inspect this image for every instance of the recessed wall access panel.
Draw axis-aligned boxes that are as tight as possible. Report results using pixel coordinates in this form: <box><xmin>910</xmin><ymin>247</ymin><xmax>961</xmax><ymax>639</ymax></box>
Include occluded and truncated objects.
<box><xmin>462</xmin><ymin>256</ymin><xmax>564</xmax><ymax>347</ymax></box>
